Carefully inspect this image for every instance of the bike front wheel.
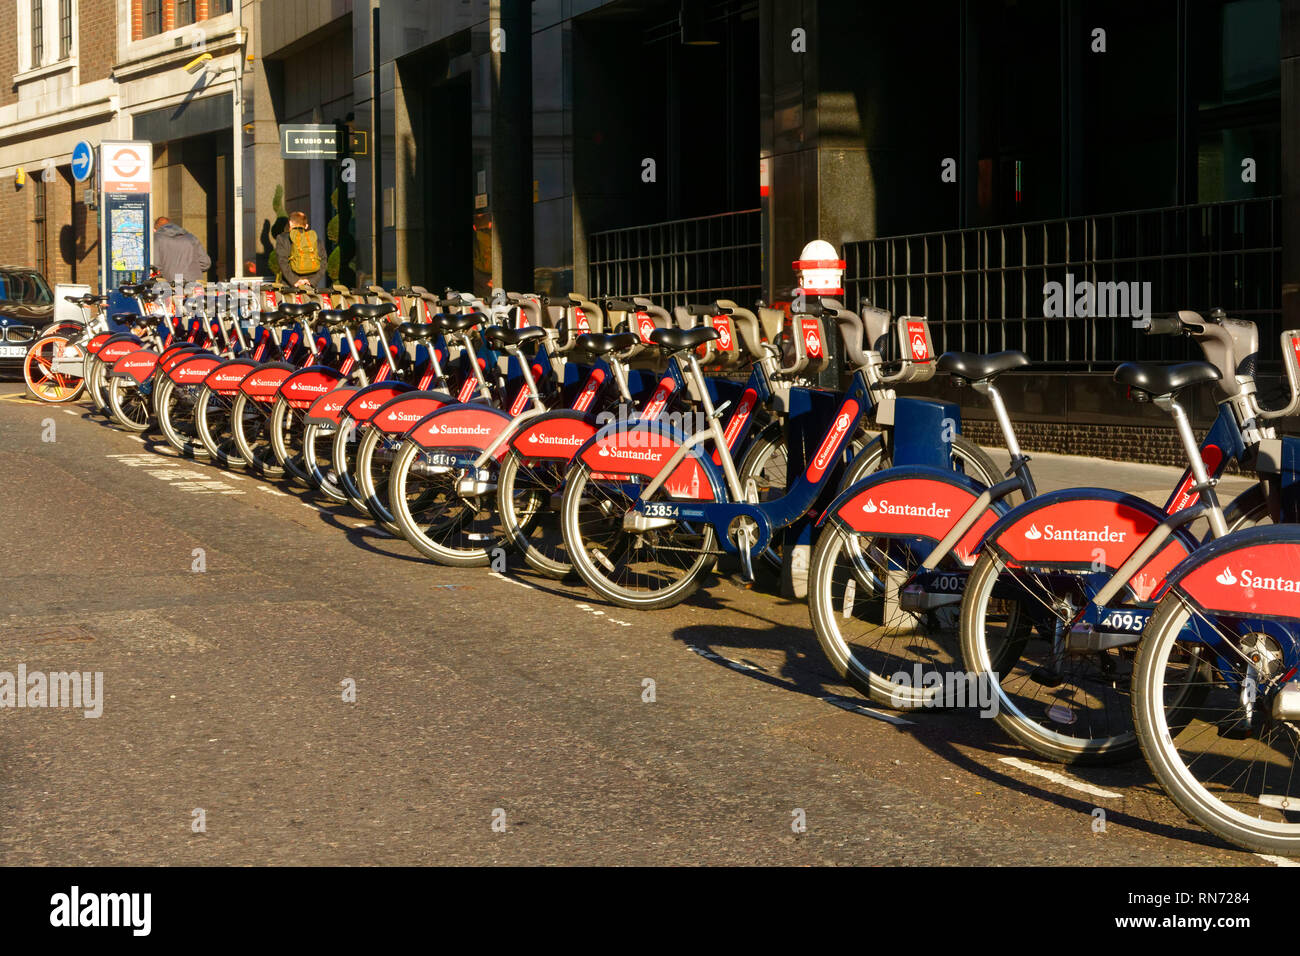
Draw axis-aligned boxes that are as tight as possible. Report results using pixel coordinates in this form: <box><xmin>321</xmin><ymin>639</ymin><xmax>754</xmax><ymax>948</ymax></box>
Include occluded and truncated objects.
<box><xmin>23</xmin><ymin>334</ymin><xmax>85</xmax><ymax>403</ymax></box>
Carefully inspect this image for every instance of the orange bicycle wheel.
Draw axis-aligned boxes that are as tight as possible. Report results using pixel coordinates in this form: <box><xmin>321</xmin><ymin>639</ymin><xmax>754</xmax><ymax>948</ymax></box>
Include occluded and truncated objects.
<box><xmin>23</xmin><ymin>336</ymin><xmax>85</xmax><ymax>403</ymax></box>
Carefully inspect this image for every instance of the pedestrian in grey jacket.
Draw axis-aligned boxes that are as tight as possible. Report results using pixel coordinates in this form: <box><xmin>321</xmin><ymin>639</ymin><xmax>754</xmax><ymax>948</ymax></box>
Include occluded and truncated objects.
<box><xmin>153</xmin><ymin>217</ymin><xmax>212</xmax><ymax>284</ymax></box>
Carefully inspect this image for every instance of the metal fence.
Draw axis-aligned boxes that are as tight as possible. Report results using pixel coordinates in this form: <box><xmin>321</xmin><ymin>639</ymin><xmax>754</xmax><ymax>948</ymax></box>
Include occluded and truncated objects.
<box><xmin>587</xmin><ymin>208</ymin><xmax>762</xmax><ymax>310</ymax></box>
<box><xmin>844</xmin><ymin>197</ymin><xmax>1283</xmax><ymax>371</ymax></box>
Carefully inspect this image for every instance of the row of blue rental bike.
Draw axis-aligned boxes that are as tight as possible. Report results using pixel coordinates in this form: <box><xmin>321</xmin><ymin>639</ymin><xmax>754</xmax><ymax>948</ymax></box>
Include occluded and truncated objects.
<box><xmin>67</xmin><ymin>277</ymin><xmax>1300</xmax><ymax>855</ymax></box>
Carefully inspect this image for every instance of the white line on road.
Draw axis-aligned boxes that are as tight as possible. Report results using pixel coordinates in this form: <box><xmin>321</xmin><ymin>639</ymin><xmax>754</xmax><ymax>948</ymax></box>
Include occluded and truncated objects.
<box><xmin>997</xmin><ymin>757</ymin><xmax>1122</xmax><ymax>800</ymax></box>
<box><xmin>1258</xmin><ymin>854</ymin><xmax>1300</xmax><ymax>867</ymax></box>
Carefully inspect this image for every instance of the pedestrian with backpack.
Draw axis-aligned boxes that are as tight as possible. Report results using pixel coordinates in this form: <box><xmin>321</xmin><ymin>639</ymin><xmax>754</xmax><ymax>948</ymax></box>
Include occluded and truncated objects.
<box><xmin>276</xmin><ymin>210</ymin><xmax>328</xmax><ymax>290</ymax></box>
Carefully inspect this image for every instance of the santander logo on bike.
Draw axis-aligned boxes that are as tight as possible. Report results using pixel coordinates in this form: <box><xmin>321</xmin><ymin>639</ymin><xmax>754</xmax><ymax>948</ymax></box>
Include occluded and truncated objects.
<box><xmin>527</xmin><ymin>430</ymin><xmax>586</xmax><ymax>447</ymax></box>
<box><xmin>424</xmin><ymin>422</ymin><xmax>493</xmax><ymax>436</ymax></box>
<box><xmin>1023</xmin><ymin>523</ymin><xmax>1127</xmax><ymax>543</ymax></box>
<box><xmin>597</xmin><ymin>442</ymin><xmax>664</xmax><ymax>464</ymax></box>
<box><xmin>715</xmin><ymin>319</ymin><xmax>733</xmax><ymax>350</ymax></box>
<box><xmin>814</xmin><ymin>413</ymin><xmax>853</xmax><ymax>472</ymax></box>
<box><xmin>1215</xmin><ymin>566</ymin><xmax>1300</xmax><ymax>593</ymax></box>
<box><xmin>860</xmin><ymin>498</ymin><xmax>952</xmax><ymax>518</ymax></box>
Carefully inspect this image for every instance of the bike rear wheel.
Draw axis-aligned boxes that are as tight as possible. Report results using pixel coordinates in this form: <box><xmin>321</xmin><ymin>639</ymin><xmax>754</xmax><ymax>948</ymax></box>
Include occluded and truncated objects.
<box><xmin>84</xmin><ymin>355</ymin><xmax>110</xmax><ymax>414</ymax></box>
<box><xmin>302</xmin><ymin>422</ymin><xmax>347</xmax><ymax>502</ymax></box>
<box><xmin>156</xmin><ymin>377</ymin><xmax>210</xmax><ymax>458</ymax></box>
<box><xmin>194</xmin><ymin>385</ymin><xmax>246</xmax><ymax>467</ymax></box>
<box><xmin>231</xmin><ymin>393</ymin><xmax>284</xmax><ymax>476</ymax></box>
<box><xmin>560</xmin><ymin>462</ymin><xmax>717</xmax><ymax>610</ymax></box>
<box><xmin>107</xmin><ymin>375</ymin><xmax>153</xmax><ymax>432</ymax></box>
<box><xmin>1134</xmin><ymin>591</ymin><xmax>1300</xmax><ymax>854</ymax></box>
<box><xmin>960</xmin><ymin>551</ymin><xmax>1138</xmax><ymax>764</ymax></box>
<box><xmin>389</xmin><ymin>441</ymin><xmax>503</xmax><ymax>566</ymax></box>
<box><xmin>497</xmin><ymin>448</ymin><xmax>571</xmax><ymax>578</ymax></box>
<box><xmin>809</xmin><ymin>522</ymin><xmax>1009</xmax><ymax>708</ymax></box>
<box><xmin>269</xmin><ymin>396</ymin><xmax>313</xmax><ymax>486</ymax></box>
<box><xmin>354</xmin><ymin>426</ymin><xmax>402</xmax><ymax>534</ymax></box>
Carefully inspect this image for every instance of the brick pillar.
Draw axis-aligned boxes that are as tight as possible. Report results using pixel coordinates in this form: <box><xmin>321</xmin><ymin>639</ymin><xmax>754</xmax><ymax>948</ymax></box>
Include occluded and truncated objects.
<box><xmin>196</xmin><ymin>0</ymin><xmax>209</xmax><ymax>21</ymax></box>
<box><xmin>131</xmin><ymin>0</ymin><xmax>143</xmax><ymax>41</ymax></box>
<box><xmin>162</xmin><ymin>0</ymin><xmax>176</xmax><ymax>33</ymax></box>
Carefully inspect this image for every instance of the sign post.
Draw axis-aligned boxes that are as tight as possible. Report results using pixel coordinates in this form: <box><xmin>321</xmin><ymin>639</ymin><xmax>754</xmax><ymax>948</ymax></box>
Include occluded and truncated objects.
<box><xmin>99</xmin><ymin>141</ymin><xmax>152</xmax><ymax>293</ymax></box>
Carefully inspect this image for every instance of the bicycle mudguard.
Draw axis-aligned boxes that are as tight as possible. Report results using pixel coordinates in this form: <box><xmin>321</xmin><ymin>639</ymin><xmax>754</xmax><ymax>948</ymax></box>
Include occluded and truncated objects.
<box><xmin>159</xmin><ymin>341</ymin><xmax>200</xmax><ymax>365</ymax></box>
<box><xmin>95</xmin><ymin>334</ymin><xmax>145</xmax><ymax>366</ymax></box>
<box><xmin>169</xmin><ymin>352</ymin><xmax>224</xmax><ymax>386</ymax></box>
<box><xmin>278</xmin><ymin>366</ymin><xmax>346</xmax><ymax>409</ymax></box>
<box><xmin>203</xmin><ymin>358</ymin><xmax>261</xmax><ymax>396</ymax></box>
<box><xmin>976</xmin><ymin>488</ymin><xmax>1200</xmax><ymax>601</ymax></box>
<box><xmin>108</xmin><ymin>349</ymin><xmax>160</xmax><ymax>383</ymax></box>
<box><xmin>303</xmin><ymin>385</ymin><xmax>360</xmax><ymax>427</ymax></box>
<box><xmin>510</xmin><ymin>409</ymin><xmax>600</xmax><ymax>461</ymax></box>
<box><xmin>405</xmin><ymin>404</ymin><xmax>515</xmax><ymax>458</ymax></box>
<box><xmin>238</xmin><ymin>362</ymin><xmax>297</xmax><ymax>402</ymax></box>
<box><xmin>1161</xmin><ymin>524</ymin><xmax>1300</xmax><ymax>620</ymax></box>
<box><xmin>575</xmin><ymin>421</ymin><xmax>723</xmax><ymax>502</ymax></box>
<box><xmin>817</xmin><ymin>465</ymin><xmax>1006</xmax><ymax>565</ymax></box>
<box><xmin>158</xmin><ymin>345</ymin><xmax>205</xmax><ymax>376</ymax></box>
<box><xmin>365</xmin><ymin>391</ymin><xmax>455</xmax><ymax>435</ymax></box>
<box><xmin>339</xmin><ymin>381</ymin><xmax>416</xmax><ymax>424</ymax></box>
<box><xmin>86</xmin><ymin>332</ymin><xmax>114</xmax><ymax>355</ymax></box>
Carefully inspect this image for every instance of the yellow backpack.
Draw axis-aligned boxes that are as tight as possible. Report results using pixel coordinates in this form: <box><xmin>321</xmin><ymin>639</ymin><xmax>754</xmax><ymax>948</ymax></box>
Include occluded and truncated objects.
<box><xmin>288</xmin><ymin>227</ymin><xmax>321</xmax><ymax>275</ymax></box>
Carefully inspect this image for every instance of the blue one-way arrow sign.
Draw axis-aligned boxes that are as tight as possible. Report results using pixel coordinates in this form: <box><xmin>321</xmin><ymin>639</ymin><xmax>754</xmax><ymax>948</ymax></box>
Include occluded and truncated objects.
<box><xmin>71</xmin><ymin>140</ymin><xmax>94</xmax><ymax>183</ymax></box>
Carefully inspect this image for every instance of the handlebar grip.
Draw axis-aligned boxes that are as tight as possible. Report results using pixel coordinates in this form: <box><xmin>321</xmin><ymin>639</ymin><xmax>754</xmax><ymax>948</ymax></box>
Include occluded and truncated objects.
<box><xmin>605</xmin><ymin>298</ymin><xmax>638</xmax><ymax>312</ymax></box>
<box><xmin>685</xmin><ymin>304</ymin><xmax>715</xmax><ymax>316</ymax></box>
<box><xmin>1143</xmin><ymin>315</ymin><xmax>1184</xmax><ymax>336</ymax></box>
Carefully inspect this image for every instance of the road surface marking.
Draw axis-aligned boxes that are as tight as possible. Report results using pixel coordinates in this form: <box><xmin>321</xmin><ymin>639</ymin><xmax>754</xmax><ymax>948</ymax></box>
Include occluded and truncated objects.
<box><xmin>997</xmin><ymin>757</ymin><xmax>1122</xmax><ymax>799</ymax></box>
<box><xmin>1258</xmin><ymin>854</ymin><xmax>1300</xmax><ymax>867</ymax></box>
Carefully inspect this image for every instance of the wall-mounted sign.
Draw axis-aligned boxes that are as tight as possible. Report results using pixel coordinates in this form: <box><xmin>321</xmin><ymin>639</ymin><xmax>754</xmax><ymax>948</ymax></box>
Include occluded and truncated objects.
<box><xmin>280</xmin><ymin>124</ymin><xmax>339</xmax><ymax>159</ymax></box>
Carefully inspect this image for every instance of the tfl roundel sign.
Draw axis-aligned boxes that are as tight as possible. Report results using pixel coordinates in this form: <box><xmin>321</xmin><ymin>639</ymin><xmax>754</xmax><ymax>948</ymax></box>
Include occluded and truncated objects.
<box><xmin>101</xmin><ymin>141</ymin><xmax>152</xmax><ymax>194</ymax></box>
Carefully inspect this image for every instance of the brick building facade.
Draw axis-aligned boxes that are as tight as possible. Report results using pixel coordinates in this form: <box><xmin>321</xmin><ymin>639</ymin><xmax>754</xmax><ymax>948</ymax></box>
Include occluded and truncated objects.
<box><xmin>0</xmin><ymin>0</ymin><xmax>244</xmax><ymax>289</ymax></box>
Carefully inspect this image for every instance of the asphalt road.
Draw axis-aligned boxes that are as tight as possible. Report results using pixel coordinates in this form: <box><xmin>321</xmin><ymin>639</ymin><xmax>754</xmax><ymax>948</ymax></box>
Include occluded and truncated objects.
<box><xmin>0</xmin><ymin>385</ymin><xmax>1287</xmax><ymax>866</ymax></box>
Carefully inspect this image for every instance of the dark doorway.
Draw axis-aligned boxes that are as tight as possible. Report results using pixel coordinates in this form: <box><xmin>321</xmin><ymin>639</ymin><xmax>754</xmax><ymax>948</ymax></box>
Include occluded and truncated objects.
<box><xmin>420</xmin><ymin>74</ymin><xmax>474</xmax><ymax>293</ymax></box>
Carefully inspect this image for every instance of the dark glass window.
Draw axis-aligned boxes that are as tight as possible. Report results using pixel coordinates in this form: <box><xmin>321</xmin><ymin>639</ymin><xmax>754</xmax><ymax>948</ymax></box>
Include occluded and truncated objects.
<box><xmin>31</xmin><ymin>0</ymin><xmax>43</xmax><ymax>67</ymax></box>
<box><xmin>176</xmin><ymin>0</ymin><xmax>195</xmax><ymax>28</ymax></box>
<box><xmin>59</xmin><ymin>0</ymin><xmax>72</xmax><ymax>59</ymax></box>
<box><xmin>0</xmin><ymin>268</ymin><xmax>53</xmax><ymax>304</ymax></box>
<box><xmin>33</xmin><ymin>181</ymin><xmax>47</xmax><ymax>280</ymax></box>
<box><xmin>143</xmin><ymin>0</ymin><xmax>162</xmax><ymax>38</ymax></box>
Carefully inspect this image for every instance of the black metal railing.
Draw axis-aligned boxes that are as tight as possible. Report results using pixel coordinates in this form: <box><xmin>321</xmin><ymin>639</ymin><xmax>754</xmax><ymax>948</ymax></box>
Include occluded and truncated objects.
<box><xmin>588</xmin><ymin>208</ymin><xmax>761</xmax><ymax>310</ymax></box>
<box><xmin>844</xmin><ymin>197</ymin><xmax>1283</xmax><ymax>371</ymax></box>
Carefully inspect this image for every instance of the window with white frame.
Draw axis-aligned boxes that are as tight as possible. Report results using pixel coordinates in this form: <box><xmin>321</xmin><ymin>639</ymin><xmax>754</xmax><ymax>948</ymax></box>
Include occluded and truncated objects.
<box><xmin>30</xmin><ymin>0</ymin><xmax>42</xmax><ymax>68</ymax></box>
<box><xmin>17</xmin><ymin>0</ymin><xmax>76</xmax><ymax>72</ymax></box>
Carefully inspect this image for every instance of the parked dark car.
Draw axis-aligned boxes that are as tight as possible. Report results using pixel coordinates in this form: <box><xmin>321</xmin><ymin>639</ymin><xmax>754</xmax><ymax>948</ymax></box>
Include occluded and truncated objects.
<box><xmin>0</xmin><ymin>267</ymin><xmax>54</xmax><ymax>373</ymax></box>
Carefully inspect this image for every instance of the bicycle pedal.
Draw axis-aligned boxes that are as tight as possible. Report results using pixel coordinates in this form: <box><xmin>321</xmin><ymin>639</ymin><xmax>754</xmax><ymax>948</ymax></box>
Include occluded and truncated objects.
<box><xmin>1029</xmin><ymin>666</ymin><xmax>1064</xmax><ymax>688</ymax></box>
